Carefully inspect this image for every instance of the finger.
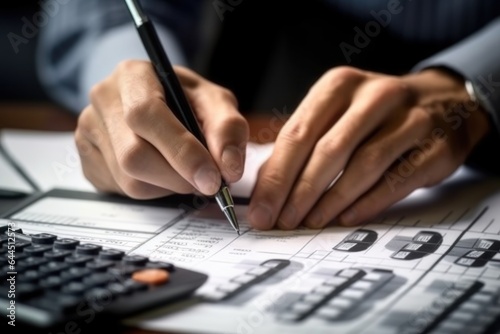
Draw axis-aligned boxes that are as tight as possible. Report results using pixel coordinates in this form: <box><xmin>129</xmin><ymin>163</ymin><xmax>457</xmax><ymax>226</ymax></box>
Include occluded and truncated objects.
<box><xmin>84</xmin><ymin>90</ymin><xmax>193</xmax><ymax>199</ymax></box>
<box><xmin>116</xmin><ymin>61</ymin><xmax>222</xmax><ymax>195</ymax></box>
<box><xmin>180</xmin><ymin>70</ymin><xmax>249</xmax><ymax>183</ymax></box>
<box><xmin>298</xmin><ymin>107</ymin><xmax>432</xmax><ymax>229</ymax></box>
<box><xmin>248</xmin><ymin>67</ymin><xmax>364</xmax><ymax>230</ymax></box>
<box><xmin>277</xmin><ymin>78</ymin><xmax>415</xmax><ymax>229</ymax></box>
<box><xmin>75</xmin><ymin>126</ymin><xmax>120</xmax><ymax>194</ymax></box>
<box><xmin>336</xmin><ymin>138</ymin><xmax>458</xmax><ymax>227</ymax></box>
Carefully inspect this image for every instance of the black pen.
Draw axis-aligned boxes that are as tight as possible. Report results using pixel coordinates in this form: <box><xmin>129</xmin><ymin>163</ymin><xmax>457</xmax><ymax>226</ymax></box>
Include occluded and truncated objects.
<box><xmin>124</xmin><ymin>0</ymin><xmax>240</xmax><ymax>235</ymax></box>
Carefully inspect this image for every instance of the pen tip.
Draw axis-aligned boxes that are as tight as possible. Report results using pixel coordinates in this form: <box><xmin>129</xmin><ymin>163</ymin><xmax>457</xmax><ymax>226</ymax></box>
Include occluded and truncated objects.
<box><xmin>237</xmin><ymin>230</ymin><xmax>240</xmax><ymax>236</ymax></box>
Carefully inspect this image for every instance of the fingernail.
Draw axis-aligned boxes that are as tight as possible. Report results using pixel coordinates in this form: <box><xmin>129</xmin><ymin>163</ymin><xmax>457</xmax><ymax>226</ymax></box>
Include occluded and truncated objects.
<box><xmin>278</xmin><ymin>205</ymin><xmax>296</xmax><ymax>229</ymax></box>
<box><xmin>248</xmin><ymin>203</ymin><xmax>272</xmax><ymax>229</ymax></box>
<box><xmin>339</xmin><ymin>209</ymin><xmax>357</xmax><ymax>226</ymax></box>
<box><xmin>305</xmin><ymin>210</ymin><xmax>323</xmax><ymax>229</ymax></box>
<box><xmin>222</xmin><ymin>145</ymin><xmax>243</xmax><ymax>179</ymax></box>
<box><xmin>193</xmin><ymin>166</ymin><xmax>221</xmax><ymax>195</ymax></box>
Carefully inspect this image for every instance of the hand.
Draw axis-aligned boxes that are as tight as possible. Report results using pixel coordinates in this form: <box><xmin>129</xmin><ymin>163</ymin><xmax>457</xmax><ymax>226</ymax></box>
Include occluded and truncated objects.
<box><xmin>75</xmin><ymin>60</ymin><xmax>249</xmax><ymax>199</ymax></box>
<box><xmin>248</xmin><ymin>66</ymin><xmax>491</xmax><ymax>230</ymax></box>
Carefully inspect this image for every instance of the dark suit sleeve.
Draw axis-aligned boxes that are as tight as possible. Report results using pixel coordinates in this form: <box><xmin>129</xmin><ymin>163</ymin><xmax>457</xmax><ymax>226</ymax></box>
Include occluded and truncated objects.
<box><xmin>36</xmin><ymin>0</ymin><xmax>204</xmax><ymax>114</ymax></box>
<box><xmin>412</xmin><ymin>17</ymin><xmax>500</xmax><ymax>174</ymax></box>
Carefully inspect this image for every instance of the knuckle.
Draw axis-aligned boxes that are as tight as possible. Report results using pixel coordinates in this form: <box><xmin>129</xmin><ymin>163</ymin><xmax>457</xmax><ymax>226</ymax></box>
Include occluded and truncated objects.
<box><xmin>412</xmin><ymin>107</ymin><xmax>434</xmax><ymax>126</ymax></box>
<box><xmin>123</xmin><ymin>98</ymin><xmax>160</xmax><ymax>128</ymax></box>
<box><xmin>323</xmin><ymin>66</ymin><xmax>362</xmax><ymax>83</ymax></box>
<box><xmin>314</xmin><ymin>136</ymin><xmax>343</xmax><ymax>161</ymax></box>
<box><xmin>224</xmin><ymin>114</ymin><xmax>249</xmax><ymax>136</ymax></box>
<box><xmin>298</xmin><ymin>178</ymin><xmax>322</xmax><ymax>198</ymax></box>
<box><xmin>257</xmin><ymin>167</ymin><xmax>288</xmax><ymax>193</ymax></box>
<box><xmin>118</xmin><ymin>177</ymin><xmax>150</xmax><ymax>199</ymax></box>
<box><xmin>89</xmin><ymin>82</ymin><xmax>106</xmax><ymax>104</ymax></box>
<box><xmin>218</xmin><ymin>87</ymin><xmax>238</xmax><ymax>105</ymax></box>
<box><xmin>73</xmin><ymin>128</ymin><xmax>89</xmax><ymax>155</ymax></box>
<box><xmin>356</xmin><ymin>146</ymin><xmax>386</xmax><ymax>169</ymax></box>
<box><xmin>169</xmin><ymin>133</ymin><xmax>200</xmax><ymax>167</ymax></box>
<box><xmin>76</xmin><ymin>107</ymin><xmax>93</xmax><ymax>131</ymax></box>
<box><xmin>374</xmin><ymin>78</ymin><xmax>416</xmax><ymax>104</ymax></box>
<box><xmin>280</xmin><ymin>121</ymin><xmax>315</xmax><ymax>146</ymax></box>
<box><xmin>116</xmin><ymin>141</ymin><xmax>147</xmax><ymax>177</ymax></box>
<box><xmin>116</xmin><ymin>59</ymin><xmax>148</xmax><ymax>73</ymax></box>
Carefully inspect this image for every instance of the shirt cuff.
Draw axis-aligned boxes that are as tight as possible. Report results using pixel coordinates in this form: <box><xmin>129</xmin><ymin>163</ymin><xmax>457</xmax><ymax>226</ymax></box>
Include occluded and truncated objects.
<box><xmin>411</xmin><ymin>18</ymin><xmax>500</xmax><ymax>132</ymax></box>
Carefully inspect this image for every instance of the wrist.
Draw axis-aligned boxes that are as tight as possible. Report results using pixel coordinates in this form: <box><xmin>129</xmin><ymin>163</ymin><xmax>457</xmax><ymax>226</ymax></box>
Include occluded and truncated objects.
<box><xmin>401</xmin><ymin>67</ymin><xmax>470</xmax><ymax>105</ymax></box>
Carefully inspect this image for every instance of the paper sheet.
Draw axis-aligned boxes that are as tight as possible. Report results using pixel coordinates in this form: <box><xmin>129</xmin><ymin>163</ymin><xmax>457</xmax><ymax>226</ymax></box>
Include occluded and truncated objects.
<box><xmin>4</xmin><ymin>166</ymin><xmax>500</xmax><ymax>334</ymax></box>
<box><xmin>0</xmin><ymin>129</ymin><xmax>273</xmax><ymax>197</ymax></box>
<box><xmin>0</xmin><ymin>148</ymin><xmax>34</xmax><ymax>194</ymax></box>
<box><xmin>0</xmin><ymin>130</ymin><xmax>96</xmax><ymax>192</ymax></box>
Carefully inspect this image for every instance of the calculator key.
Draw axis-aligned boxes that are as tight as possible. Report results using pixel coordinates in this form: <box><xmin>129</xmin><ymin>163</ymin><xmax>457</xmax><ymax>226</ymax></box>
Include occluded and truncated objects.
<box><xmin>76</xmin><ymin>244</ymin><xmax>102</xmax><ymax>255</ymax></box>
<box><xmin>44</xmin><ymin>249</ymin><xmax>73</xmax><ymax>261</ymax></box>
<box><xmin>30</xmin><ymin>233</ymin><xmax>57</xmax><ymax>245</ymax></box>
<box><xmin>108</xmin><ymin>265</ymin><xmax>139</xmax><ymax>277</ymax></box>
<box><xmin>18</xmin><ymin>269</ymin><xmax>44</xmax><ymax>283</ymax></box>
<box><xmin>17</xmin><ymin>256</ymin><xmax>49</xmax><ymax>270</ymax></box>
<box><xmin>61</xmin><ymin>282</ymin><xmax>87</xmax><ymax>296</ymax></box>
<box><xmin>145</xmin><ymin>261</ymin><xmax>175</xmax><ymax>272</ymax></box>
<box><xmin>40</xmin><ymin>262</ymin><xmax>71</xmax><ymax>275</ymax></box>
<box><xmin>24</xmin><ymin>244</ymin><xmax>53</xmax><ymax>257</ymax></box>
<box><xmin>122</xmin><ymin>255</ymin><xmax>149</xmax><ymax>266</ymax></box>
<box><xmin>65</xmin><ymin>254</ymin><xmax>94</xmax><ymax>266</ymax></box>
<box><xmin>98</xmin><ymin>249</ymin><xmax>125</xmax><ymax>261</ymax></box>
<box><xmin>60</xmin><ymin>267</ymin><xmax>92</xmax><ymax>281</ymax></box>
<box><xmin>40</xmin><ymin>275</ymin><xmax>65</xmax><ymax>290</ymax></box>
<box><xmin>53</xmin><ymin>238</ymin><xmax>80</xmax><ymax>250</ymax></box>
<box><xmin>0</xmin><ymin>223</ymin><xmax>209</xmax><ymax>330</ymax></box>
<box><xmin>14</xmin><ymin>240</ymin><xmax>31</xmax><ymax>251</ymax></box>
<box><xmin>86</xmin><ymin>260</ymin><xmax>115</xmax><ymax>272</ymax></box>
<box><xmin>123</xmin><ymin>279</ymin><xmax>148</xmax><ymax>292</ymax></box>
<box><xmin>132</xmin><ymin>268</ymin><xmax>170</xmax><ymax>285</ymax></box>
<box><xmin>83</xmin><ymin>273</ymin><xmax>116</xmax><ymax>287</ymax></box>
<box><xmin>107</xmin><ymin>282</ymin><xmax>132</xmax><ymax>296</ymax></box>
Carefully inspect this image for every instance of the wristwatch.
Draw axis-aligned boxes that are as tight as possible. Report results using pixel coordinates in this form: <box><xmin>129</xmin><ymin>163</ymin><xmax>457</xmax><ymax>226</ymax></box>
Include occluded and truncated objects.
<box><xmin>464</xmin><ymin>80</ymin><xmax>477</xmax><ymax>102</ymax></box>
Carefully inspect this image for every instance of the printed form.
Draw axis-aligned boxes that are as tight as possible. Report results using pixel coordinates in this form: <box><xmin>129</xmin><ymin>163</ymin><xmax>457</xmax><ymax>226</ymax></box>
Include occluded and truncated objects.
<box><xmin>4</xmin><ymin>166</ymin><xmax>500</xmax><ymax>334</ymax></box>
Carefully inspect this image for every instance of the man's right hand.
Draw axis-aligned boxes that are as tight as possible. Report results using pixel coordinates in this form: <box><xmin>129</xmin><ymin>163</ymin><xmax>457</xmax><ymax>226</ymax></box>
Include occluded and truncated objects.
<box><xmin>75</xmin><ymin>60</ymin><xmax>249</xmax><ymax>199</ymax></box>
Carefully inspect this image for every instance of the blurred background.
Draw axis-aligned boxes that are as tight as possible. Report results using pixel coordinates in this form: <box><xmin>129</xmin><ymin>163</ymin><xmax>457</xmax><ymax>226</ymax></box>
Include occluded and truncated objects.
<box><xmin>0</xmin><ymin>1</ymin><xmax>77</xmax><ymax>130</ymax></box>
<box><xmin>0</xmin><ymin>0</ymin><xmax>456</xmax><ymax>133</ymax></box>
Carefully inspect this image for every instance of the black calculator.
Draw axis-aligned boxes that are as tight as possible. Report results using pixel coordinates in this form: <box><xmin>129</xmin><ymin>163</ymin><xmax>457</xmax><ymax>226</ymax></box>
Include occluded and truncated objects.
<box><xmin>0</xmin><ymin>223</ymin><xmax>208</xmax><ymax>331</ymax></box>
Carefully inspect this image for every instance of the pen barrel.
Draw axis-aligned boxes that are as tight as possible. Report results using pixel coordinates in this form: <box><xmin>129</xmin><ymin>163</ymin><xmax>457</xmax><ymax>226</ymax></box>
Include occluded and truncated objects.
<box><xmin>137</xmin><ymin>21</ymin><xmax>208</xmax><ymax>147</ymax></box>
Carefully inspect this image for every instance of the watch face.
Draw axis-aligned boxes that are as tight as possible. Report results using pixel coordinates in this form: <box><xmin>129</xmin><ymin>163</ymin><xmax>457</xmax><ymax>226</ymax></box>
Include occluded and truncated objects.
<box><xmin>465</xmin><ymin>80</ymin><xmax>478</xmax><ymax>102</ymax></box>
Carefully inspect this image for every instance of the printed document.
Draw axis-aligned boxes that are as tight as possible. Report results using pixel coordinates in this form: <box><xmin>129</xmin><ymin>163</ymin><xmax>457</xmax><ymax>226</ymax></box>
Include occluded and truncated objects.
<box><xmin>4</xmin><ymin>166</ymin><xmax>500</xmax><ymax>333</ymax></box>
